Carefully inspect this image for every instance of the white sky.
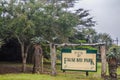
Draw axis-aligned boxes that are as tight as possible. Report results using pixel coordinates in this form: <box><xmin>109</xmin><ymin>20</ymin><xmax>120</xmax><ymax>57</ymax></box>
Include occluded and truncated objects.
<box><xmin>72</xmin><ymin>0</ymin><xmax>120</xmax><ymax>44</ymax></box>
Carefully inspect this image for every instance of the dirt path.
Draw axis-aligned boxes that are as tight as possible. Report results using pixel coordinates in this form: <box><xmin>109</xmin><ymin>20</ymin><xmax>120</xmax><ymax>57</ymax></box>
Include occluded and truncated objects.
<box><xmin>0</xmin><ymin>63</ymin><xmax>32</xmax><ymax>74</ymax></box>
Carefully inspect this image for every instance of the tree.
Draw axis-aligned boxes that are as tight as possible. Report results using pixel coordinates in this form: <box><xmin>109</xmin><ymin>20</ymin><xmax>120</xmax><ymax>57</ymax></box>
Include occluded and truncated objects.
<box><xmin>69</xmin><ymin>28</ymin><xmax>96</xmax><ymax>44</ymax></box>
<box><xmin>69</xmin><ymin>31</ymin><xmax>86</xmax><ymax>43</ymax></box>
<box><xmin>107</xmin><ymin>45</ymin><xmax>120</xmax><ymax>65</ymax></box>
<box><xmin>46</xmin><ymin>0</ymin><xmax>78</xmax><ymax>7</ymax></box>
<box><xmin>0</xmin><ymin>0</ymin><xmax>37</xmax><ymax>72</ymax></box>
<box><xmin>107</xmin><ymin>46</ymin><xmax>120</xmax><ymax>79</ymax></box>
<box><xmin>68</xmin><ymin>8</ymin><xmax>96</xmax><ymax>44</ymax></box>
<box><xmin>31</xmin><ymin>37</ymin><xmax>44</xmax><ymax>73</ymax></box>
<box><xmin>33</xmin><ymin>4</ymin><xmax>79</xmax><ymax>76</ymax></box>
<box><xmin>81</xmin><ymin>28</ymin><xmax>96</xmax><ymax>43</ymax></box>
<box><xmin>95</xmin><ymin>33</ymin><xmax>112</xmax><ymax>49</ymax></box>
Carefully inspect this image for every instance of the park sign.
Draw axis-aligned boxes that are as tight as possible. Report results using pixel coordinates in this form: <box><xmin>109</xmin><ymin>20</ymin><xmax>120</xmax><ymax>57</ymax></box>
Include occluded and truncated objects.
<box><xmin>61</xmin><ymin>49</ymin><xmax>97</xmax><ymax>72</ymax></box>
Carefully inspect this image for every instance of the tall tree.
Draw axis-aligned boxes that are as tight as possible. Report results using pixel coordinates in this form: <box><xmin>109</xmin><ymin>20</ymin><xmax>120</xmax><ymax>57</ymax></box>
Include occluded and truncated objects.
<box><xmin>95</xmin><ymin>33</ymin><xmax>112</xmax><ymax>49</ymax></box>
<box><xmin>82</xmin><ymin>28</ymin><xmax>96</xmax><ymax>43</ymax></box>
<box><xmin>68</xmin><ymin>8</ymin><xmax>96</xmax><ymax>44</ymax></box>
<box><xmin>1</xmin><ymin>0</ymin><xmax>37</xmax><ymax>72</ymax></box>
<box><xmin>33</xmin><ymin>4</ymin><xmax>79</xmax><ymax>75</ymax></box>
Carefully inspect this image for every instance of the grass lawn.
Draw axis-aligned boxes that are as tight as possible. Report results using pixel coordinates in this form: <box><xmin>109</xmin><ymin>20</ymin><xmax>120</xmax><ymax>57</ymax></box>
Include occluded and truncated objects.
<box><xmin>0</xmin><ymin>73</ymin><xmax>103</xmax><ymax>80</ymax></box>
<box><xmin>0</xmin><ymin>62</ymin><xmax>120</xmax><ymax>80</ymax></box>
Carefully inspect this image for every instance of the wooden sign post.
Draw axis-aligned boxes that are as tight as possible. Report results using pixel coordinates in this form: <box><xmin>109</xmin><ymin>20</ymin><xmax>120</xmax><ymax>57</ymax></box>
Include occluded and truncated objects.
<box><xmin>50</xmin><ymin>43</ymin><xmax>106</xmax><ymax>76</ymax></box>
<box><xmin>100</xmin><ymin>45</ymin><xmax>107</xmax><ymax>78</ymax></box>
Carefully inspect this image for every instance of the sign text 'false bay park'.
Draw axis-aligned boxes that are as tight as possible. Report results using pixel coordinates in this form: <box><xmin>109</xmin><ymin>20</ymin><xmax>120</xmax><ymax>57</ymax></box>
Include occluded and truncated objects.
<box><xmin>61</xmin><ymin>49</ymin><xmax>97</xmax><ymax>71</ymax></box>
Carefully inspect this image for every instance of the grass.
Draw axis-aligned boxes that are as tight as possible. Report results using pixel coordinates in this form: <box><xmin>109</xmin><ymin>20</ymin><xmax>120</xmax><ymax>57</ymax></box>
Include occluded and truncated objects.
<box><xmin>0</xmin><ymin>62</ymin><xmax>120</xmax><ymax>80</ymax></box>
<box><xmin>0</xmin><ymin>73</ymin><xmax>103</xmax><ymax>80</ymax></box>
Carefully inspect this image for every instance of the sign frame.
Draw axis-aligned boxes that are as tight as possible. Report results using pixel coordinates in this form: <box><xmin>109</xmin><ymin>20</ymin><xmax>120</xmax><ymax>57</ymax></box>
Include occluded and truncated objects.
<box><xmin>61</xmin><ymin>49</ymin><xmax>97</xmax><ymax>72</ymax></box>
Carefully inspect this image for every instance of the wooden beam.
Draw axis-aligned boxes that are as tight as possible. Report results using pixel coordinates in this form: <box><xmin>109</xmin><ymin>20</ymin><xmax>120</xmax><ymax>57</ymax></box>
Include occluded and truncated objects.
<box><xmin>55</xmin><ymin>42</ymin><xmax>105</xmax><ymax>47</ymax></box>
<box><xmin>100</xmin><ymin>45</ymin><xmax>107</xmax><ymax>77</ymax></box>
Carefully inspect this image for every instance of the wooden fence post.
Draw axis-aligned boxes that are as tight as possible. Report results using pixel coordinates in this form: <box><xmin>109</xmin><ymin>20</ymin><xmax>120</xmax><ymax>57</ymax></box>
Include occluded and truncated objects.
<box><xmin>100</xmin><ymin>45</ymin><xmax>107</xmax><ymax>78</ymax></box>
<box><xmin>50</xmin><ymin>43</ymin><xmax>57</xmax><ymax>76</ymax></box>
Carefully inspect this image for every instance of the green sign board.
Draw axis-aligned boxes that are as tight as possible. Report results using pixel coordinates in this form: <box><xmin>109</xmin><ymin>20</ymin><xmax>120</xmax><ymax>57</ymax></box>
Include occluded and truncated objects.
<box><xmin>61</xmin><ymin>49</ymin><xmax>97</xmax><ymax>72</ymax></box>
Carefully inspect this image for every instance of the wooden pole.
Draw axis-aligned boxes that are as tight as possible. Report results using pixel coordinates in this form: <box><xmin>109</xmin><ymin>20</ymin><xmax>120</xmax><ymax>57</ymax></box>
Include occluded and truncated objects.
<box><xmin>50</xmin><ymin>43</ymin><xmax>57</xmax><ymax>76</ymax></box>
<box><xmin>86</xmin><ymin>71</ymin><xmax>89</xmax><ymax>76</ymax></box>
<box><xmin>55</xmin><ymin>43</ymin><xmax>105</xmax><ymax>47</ymax></box>
<box><xmin>100</xmin><ymin>45</ymin><xmax>107</xmax><ymax>78</ymax></box>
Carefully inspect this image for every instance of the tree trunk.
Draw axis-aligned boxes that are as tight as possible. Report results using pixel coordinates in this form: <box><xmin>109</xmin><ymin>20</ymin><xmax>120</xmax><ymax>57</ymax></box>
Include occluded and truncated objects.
<box><xmin>100</xmin><ymin>45</ymin><xmax>107</xmax><ymax>78</ymax></box>
<box><xmin>33</xmin><ymin>44</ymin><xmax>43</xmax><ymax>74</ymax></box>
<box><xmin>21</xmin><ymin>43</ymin><xmax>29</xmax><ymax>72</ymax></box>
<box><xmin>50</xmin><ymin>43</ymin><xmax>57</xmax><ymax>76</ymax></box>
<box><xmin>108</xmin><ymin>58</ymin><xmax>117</xmax><ymax>80</ymax></box>
<box><xmin>22</xmin><ymin>56</ymin><xmax>27</xmax><ymax>72</ymax></box>
<box><xmin>16</xmin><ymin>36</ymin><xmax>30</xmax><ymax>72</ymax></box>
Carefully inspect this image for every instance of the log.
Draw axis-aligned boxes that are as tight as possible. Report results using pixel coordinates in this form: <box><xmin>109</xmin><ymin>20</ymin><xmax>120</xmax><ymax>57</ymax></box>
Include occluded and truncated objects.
<box><xmin>100</xmin><ymin>45</ymin><xmax>107</xmax><ymax>78</ymax></box>
<box><xmin>55</xmin><ymin>42</ymin><xmax>105</xmax><ymax>47</ymax></box>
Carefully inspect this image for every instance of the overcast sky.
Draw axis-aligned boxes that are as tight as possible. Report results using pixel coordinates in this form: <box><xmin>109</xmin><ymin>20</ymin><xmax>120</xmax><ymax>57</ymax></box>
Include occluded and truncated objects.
<box><xmin>72</xmin><ymin>0</ymin><xmax>120</xmax><ymax>44</ymax></box>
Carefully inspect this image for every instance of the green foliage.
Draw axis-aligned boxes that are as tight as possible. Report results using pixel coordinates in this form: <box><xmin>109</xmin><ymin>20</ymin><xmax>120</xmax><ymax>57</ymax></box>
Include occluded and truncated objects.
<box><xmin>95</xmin><ymin>33</ymin><xmax>112</xmax><ymax>48</ymax></box>
<box><xmin>78</xmin><ymin>40</ymin><xmax>86</xmax><ymax>43</ymax></box>
<box><xmin>107</xmin><ymin>45</ymin><xmax>120</xmax><ymax>59</ymax></box>
<box><xmin>107</xmin><ymin>52</ymin><xmax>117</xmax><ymax>59</ymax></box>
<box><xmin>0</xmin><ymin>0</ymin><xmax>97</xmax><ymax>44</ymax></box>
<box><xmin>0</xmin><ymin>0</ymin><xmax>37</xmax><ymax>44</ymax></box>
<box><xmin>76</xmin><ymin>46</ymin><xmax>97</xmax><ymax>50</ymax></box>
<box><xmin>31</xmin><ymin>37</ymin><xmax>44</xmax><ymax>44</ymax></box>
<box><xmin>0</xmin><ymin>39</ymin><xmax>4</xmax><ymax>47</ymax></box>
<box><xmin>32</xmin><ymin>4</ymin><xmax>80</xmax><ymax>43</ymax></box>
<box><xmin>55</xmin><ymin>12</ymin><xmax>79</xmax><ymax>42</ymax></box>
<box><xmin>69</xmin><ymin>31</ymin><xmax>86</xmax><ymax>43</ymax></box>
